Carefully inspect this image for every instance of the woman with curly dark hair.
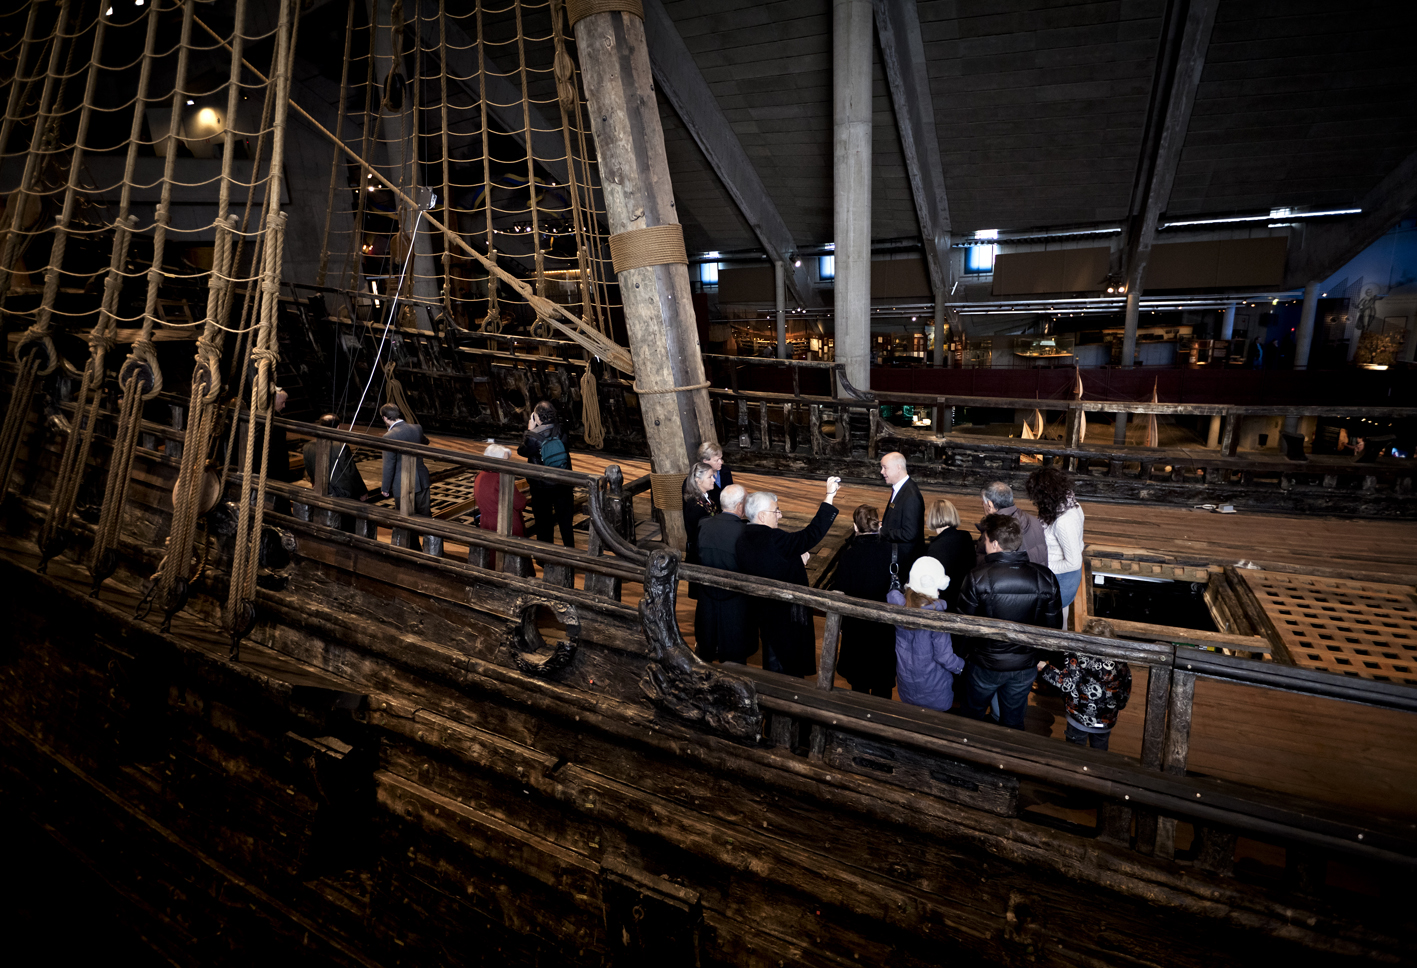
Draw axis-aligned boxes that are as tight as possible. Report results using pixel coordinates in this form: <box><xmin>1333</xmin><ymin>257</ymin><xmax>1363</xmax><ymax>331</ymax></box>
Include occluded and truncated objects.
<box><xmin>1026</xmin><ymin>465</ymin><xmax>1084</xmax><ymax>626</ymax></box>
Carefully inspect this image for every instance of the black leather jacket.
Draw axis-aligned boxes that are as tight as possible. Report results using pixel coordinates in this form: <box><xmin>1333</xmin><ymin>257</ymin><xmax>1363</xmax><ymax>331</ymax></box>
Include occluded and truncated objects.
<box><xmin>956</xmin><ymin>550</ymin><xmax>1063</xmax><ymax>670</ymax></box>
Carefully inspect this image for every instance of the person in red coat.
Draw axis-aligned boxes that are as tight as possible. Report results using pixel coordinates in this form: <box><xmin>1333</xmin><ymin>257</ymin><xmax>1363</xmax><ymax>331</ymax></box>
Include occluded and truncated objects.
<box><xmin>475</xmin><ymin>442</ymin><xmax>526</xmax><ymax>567</ymax></box>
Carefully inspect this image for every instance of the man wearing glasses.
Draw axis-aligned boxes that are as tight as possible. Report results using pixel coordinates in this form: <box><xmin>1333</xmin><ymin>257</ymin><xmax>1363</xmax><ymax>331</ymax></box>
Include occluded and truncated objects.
<box><xmin>735</xmin><ymin>477</ymin><xmax>841</xmax><ymax>677</ymax></box>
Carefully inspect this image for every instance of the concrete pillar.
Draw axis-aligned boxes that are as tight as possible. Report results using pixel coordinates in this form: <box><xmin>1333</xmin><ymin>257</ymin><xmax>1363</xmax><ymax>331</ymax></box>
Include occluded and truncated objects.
<box><xmin>933</xmin><ymin>294</ymin><xmax>945</xmax><ymax>367</ymax></box>
<box><xmin>833</xmin><ymin>0</ymin><xmax>872</xmax><ymax>392</ymax></box>
<box><xmin>573</xmin><ymin>7</ymin><xmax>715</xmax><ymax>552</ymax></box>
<box><xmin>1206</xmin><ymin>414</ymin><xmax>1221</xmax><ymax>448</ymax></box>
<box><xmin>1220</xmin><ymin>302</ymin><xmax>1236</xmax><ymax>340</ymax></box>
<box><xmin>775</xmin><ymin>260</ymin><xmax>787</xmax><ymax>359</ymax></box>
<box><xmin>371</xmin><ymin>0</ymin><xmax>437</xmax><ymax>331</ymax></box>
<box><xmin>1294</xmin><ymin>280</ymin><xmax>1320</xmax><ymax>370</ymax></box>
<box><xmin>1121</xmin><ymin>289</ymin><xmax>1140</xmax><ymax>368</ymax></box>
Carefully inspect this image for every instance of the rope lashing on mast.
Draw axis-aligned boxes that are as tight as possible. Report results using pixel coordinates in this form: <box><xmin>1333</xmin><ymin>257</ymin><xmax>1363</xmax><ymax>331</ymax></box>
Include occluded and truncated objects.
<box><xmin>565</xmin><ymin>0</ymin><xmax>644</xmax><ymax>27</ymax></box>
<box><xmin>607</xmin><ymin>224</ymin><xmax>688</xmax><ymax>274</ymax></box>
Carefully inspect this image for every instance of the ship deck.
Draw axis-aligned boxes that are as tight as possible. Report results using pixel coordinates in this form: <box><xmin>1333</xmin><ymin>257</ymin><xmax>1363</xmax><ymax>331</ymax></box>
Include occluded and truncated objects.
<box><xmin>301</xmin><ymin>428</ymin><xmax>1417</xmax><ymax>827</ymax></box>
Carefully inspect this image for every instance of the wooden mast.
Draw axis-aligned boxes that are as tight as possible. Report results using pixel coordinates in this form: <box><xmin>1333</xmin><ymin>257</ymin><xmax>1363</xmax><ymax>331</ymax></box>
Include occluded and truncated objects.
<box><xmin>570</xmin><ymin>1</ymin><xmax>714</xmax><ymax>551</ymax></box>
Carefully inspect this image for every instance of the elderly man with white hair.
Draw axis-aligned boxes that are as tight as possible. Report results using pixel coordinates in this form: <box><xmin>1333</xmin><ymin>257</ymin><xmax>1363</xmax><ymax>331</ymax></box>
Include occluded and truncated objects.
<box><xmin>693</xmin><ymin>484</ymin><xmax>752</xmax><ymax>663</ymax></box>
<box><xmin>735</xmin><ymin>477</ymin><xmax>841</xmax><ymax>676</ymax></box>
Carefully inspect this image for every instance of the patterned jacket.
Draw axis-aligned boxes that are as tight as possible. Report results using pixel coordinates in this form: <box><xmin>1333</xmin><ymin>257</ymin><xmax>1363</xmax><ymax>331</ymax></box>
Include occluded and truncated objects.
<box><xmin>1040</xmin><ymin>654</ymin><xmax>1132</xmax><ymax>730</ymax></box>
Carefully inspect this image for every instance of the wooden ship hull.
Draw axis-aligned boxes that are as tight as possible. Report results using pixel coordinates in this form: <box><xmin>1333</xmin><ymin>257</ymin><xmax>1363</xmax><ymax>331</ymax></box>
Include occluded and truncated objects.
<box><xmin>2</xmin><ymin>400</ymin><xmax>1414</xmax><ymax>967</ymax></box>
<box><xmin>1</xmin><ymin>1</ymin><xmax>1415</xmax><ymax>964</ymax></box>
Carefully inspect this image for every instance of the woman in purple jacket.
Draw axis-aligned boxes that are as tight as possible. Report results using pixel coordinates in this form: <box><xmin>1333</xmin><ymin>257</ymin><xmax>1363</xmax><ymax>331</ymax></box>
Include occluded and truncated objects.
<box><xmin>886</xmin><ymin>557</ymin><xmax>966</xmax><ymax>711</ymax></box>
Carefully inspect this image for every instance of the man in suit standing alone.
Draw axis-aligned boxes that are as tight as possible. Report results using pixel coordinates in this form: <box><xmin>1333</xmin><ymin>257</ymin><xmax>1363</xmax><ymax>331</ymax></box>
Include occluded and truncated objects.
<box><xmin>379</xmin><ymin>404</ymin><xmax>433</xmax><ymax>552</ymax></box>
<box><xmin>879</xmin><ymin>451</ymin><xmax>925</xmax><ymax>577</ymax></box>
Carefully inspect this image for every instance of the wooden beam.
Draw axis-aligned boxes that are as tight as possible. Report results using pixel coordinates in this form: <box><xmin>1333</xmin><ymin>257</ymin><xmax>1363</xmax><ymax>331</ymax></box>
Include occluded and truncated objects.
<box><xmin>873</xmin><ymin>0</ymin><xmax>952</xmax><ymax>298</ymax></box>
<box><xmin>1120</xmin><ymin>0</ymin><xmax>1219</xmax><ymax>365</ymax></box>
<box><xmin>640</xmin><ymin>0</ymin><xmax>820</xmax><ymax>308</ymax></box>
<box><xmin>1283</xmin><ymin>147</ymin><xmax>1417</xmax><ymax>288</ymax></box>
<box><xmin>574</xmin><ymin>7</ymin><xmax>716</xmax><ymax>551</ymax></box>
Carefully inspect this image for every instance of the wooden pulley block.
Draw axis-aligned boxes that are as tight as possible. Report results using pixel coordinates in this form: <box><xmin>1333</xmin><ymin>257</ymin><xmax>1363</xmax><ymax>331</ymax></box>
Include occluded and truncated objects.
<box><xmin>173</xmin><ymin>464</ymin><xmax>223</xmax><ymax>516</ymax></box>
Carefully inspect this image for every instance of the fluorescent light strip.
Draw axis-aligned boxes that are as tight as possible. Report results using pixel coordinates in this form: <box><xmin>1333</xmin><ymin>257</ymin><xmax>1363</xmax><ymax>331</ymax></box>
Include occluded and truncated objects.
<box><xmin>1161</xmin><ymin>207</ymin><xmax>1360</xmax><ymax>229</ymax></box>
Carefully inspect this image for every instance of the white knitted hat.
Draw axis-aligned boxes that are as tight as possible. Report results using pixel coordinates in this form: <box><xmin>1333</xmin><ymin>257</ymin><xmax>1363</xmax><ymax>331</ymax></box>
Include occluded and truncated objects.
<box><xmin>906</xmin><ymin>556</ymin><xmax>949</xmax><ymax>596</ymax></box>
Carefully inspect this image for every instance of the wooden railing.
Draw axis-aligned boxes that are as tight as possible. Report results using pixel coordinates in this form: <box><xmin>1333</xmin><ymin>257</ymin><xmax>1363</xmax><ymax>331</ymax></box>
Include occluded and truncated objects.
<box><xmin>19</xmin><ymin>378</ymin><xmax>1417</xmax><ymax>879</ymax></box>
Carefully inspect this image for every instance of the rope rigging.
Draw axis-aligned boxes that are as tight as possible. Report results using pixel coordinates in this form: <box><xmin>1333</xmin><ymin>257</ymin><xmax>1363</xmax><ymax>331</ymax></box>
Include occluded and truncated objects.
<box><xmin>0</xmin><ymin>0</ymin><xmax>646</xmax><ymax>661</ymax></box>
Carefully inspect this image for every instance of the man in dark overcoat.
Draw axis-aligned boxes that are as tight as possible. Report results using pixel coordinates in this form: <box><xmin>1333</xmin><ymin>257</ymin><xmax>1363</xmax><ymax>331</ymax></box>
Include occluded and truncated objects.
<box><xmin>693</xmin><ymin>484</ymin><xmax>751</xmax><ymax>663</ymax></box>
<box><xmin>735</xmin><ymin>477</ymin><xmax>841</xmax><ymax>676</ymax></box>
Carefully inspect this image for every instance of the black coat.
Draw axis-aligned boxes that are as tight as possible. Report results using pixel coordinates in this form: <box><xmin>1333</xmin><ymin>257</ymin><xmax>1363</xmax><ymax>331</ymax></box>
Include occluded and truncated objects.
<box><xmin>303</xmin><ymin>440</ymin><xmax>366</xmax><ymax>499</ymax></box>
<box><xmin>956</xmin><ymin>550</ymin><xmax>1063</xmax><ymax>671</ymax></box>
<box><xmin>705</xmin><ymin>465</ymin><xmax>734</xmax><ymax>511</ymax></box>
<box><xmin>694</xmin><ymin>512</ymin><xmax>752</xmax><ymax>662</ymax></box>
<box><xmin>682</xmin><ymin>492</ymin><xmax>715</xmax><ymax>600</ymax></box>
<box><xmin>927</xmin><ymin>526</ymin><xmax>976</xmax><ymax>613</ymax></box>
<box><xmin>736</xmin><ymin>502</ymin><xmax>840</xmax><ymax>676</ymax></box>
<box><xmin>880</xmin><ymin>477</ymin><xmax>925</xmax><ymax>569</ymax></box>
<box><xmin>829</xmin><ymin>532</ymin><xmax>897</xmax><ymax>692</ymax></box>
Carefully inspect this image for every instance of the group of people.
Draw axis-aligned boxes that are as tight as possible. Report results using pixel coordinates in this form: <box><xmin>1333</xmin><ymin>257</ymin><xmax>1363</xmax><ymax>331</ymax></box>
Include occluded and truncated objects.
<box><xmin>301</xmin><ymin>399</ymin><xmax>577</xmax><ymax>555</ymax></box>
<box><xmin>688</xmin><ymin>449</ymin><xmax>1129</xmax><ymax>750</ymax></box>
<box><xmin>307</xmin><ymin>409</ymin><xmax>1129</xmax><ymax>750</ymax></box>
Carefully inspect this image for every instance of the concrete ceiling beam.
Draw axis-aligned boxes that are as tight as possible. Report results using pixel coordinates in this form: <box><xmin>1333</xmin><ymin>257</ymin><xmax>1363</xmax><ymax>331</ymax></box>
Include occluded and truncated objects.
<box><xmin>641</xmin><ymin>0</ymin><xmax>820</xmax><ymax>308</ymax></box>
<box><xmin>1283</xmin><ymin>147</ymin><xmax>1417</xmax><ymax>289</ymax></box>
<box><xmin>1120</xmin><ymin>0</ymin><xmax>1220</xmax><ymax>293</ymax></box>
<box><xmin>872</xmin><ymin>0</ymin><xmax>952</xmax><ymax>299</ymax></box>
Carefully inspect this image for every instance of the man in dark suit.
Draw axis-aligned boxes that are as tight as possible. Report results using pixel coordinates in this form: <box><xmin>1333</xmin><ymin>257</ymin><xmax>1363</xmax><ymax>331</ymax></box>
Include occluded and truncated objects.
<box><xmin>879</xmin><ymin>451</ymin><xmax>925</xmax><ymax>575</ymax></box>
<box><xmin>698</xmin><ymin>441</ymin><xmax>734</xmax><ymax>511</ymax></box>
<box><xmin>693</xmin><ymin>484</ymin><xmax>751</xmax><ymax>663</ymax></box>
<box><xmin>379</xmin><ymin>403</ymin><xmax>433</xmax><ymax>552</ymax></box>
<box><xmin>735</xmin><ymin>477</ymin><xmax>841</xmax><ymax>677</ymax></box>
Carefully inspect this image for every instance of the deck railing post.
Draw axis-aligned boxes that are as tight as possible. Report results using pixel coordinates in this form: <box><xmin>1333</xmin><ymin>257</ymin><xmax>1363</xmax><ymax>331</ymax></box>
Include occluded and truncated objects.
<box><xmin>816</xmin><ymin>610</ymin><xmax>843</xmax><ymax>691</ymax></box>
<box><xmin>1155</xmin><ymin>668</ymin><xmax>1197</xmax><ymax>860</ymax></box>
<box><xmin>1134</xmin><ymin>663</ymin><xmax>1173</xmax><ymax>854</ymax></box>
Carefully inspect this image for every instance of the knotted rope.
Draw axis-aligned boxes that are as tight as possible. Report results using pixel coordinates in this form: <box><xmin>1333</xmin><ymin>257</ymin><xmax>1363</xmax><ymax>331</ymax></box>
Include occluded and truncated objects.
<box><xmin>224</xmin><ymin>0</ymin><xmax>297</xmax><ymax>658</ymax></box>
<box><xmin>34</xmin><ymin>9</ymin><xmax>119</xmax><ymax>569</ymax></box>
<box><xmin>226</xmin><ymin>211</ymin><xmax>287</xmax><ymax>658</ymax></box>
<box><xmin>149</xmin><ymin>215</ymin><xmax>238</xmax><ymax>629</ymax></box>
<box><xmin>382</xmin><ymin>359</ymin><xmax>419</xmax><ymax>429</ymax></box>
<box><xmin>89</xmin><ymin>0</ymin><xmax>197</xmax><ymax>594</ymax></box>
<box><xmin>579</xmin><ymin>368</ymin><xmax>605</xmax><ymax>450</ymax></box>
<box><xmin>38</xmin><ymin>217</ymin><xmax>135</xmax><ymax>566</ymax></box>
